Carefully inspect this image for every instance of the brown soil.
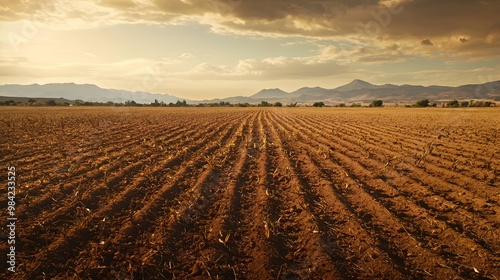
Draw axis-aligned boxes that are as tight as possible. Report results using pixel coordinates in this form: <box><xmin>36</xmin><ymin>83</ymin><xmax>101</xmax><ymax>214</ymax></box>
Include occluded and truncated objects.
<box><xmin>0</xmin><ymin>107</ymin><xmax>499</xmax><ymax>279</ymax></box>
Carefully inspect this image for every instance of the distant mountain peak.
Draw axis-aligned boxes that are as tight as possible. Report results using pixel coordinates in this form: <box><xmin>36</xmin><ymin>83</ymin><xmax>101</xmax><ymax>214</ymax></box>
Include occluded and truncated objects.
<box><xmin>291</xmin><ymin>86</ymin><xmax>329</xmax><ymax>95</ymax></box>
<box><xmin>352</xmin><ymin>79</ymin><xmax>370</xmax><ymax>83</ymax></box>
<box><xmin>251</xmin><ymin>88</ymin><xmax>288</xmax><ymax>99</ymax></box>
<box><xmin>297</xmin><ymin>86</ymin><xmax>323</xmax><ymax>90</ymax></box>
<box><xmin>259</xmin><ymin>88</ymin><xmax>285</xmax><ymax>92</ymax></box>
<box><xmin>335</xmin><ymin>79</ymin><xmax>377</xmax><ymax>91</ymax></box>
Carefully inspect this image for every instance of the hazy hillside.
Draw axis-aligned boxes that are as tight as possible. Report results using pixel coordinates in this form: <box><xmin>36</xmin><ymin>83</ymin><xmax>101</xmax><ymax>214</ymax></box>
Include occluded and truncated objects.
<box><xmin>0</xmin><ymin>83</ymin><xmax>188</xmax><ymax>104</ymax></box>
<box><xmin>214</xmin><ymin>80</ymin><xmax>500</xmax><ymax>104</ymax></box>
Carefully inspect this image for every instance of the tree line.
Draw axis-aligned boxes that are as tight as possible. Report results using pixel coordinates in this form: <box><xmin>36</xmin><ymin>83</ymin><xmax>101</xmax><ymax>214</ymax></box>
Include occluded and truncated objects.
<box><xmin>1</xmin><ymin>98</ymin><xmax>496</xmax><ymax>107</ymax></box>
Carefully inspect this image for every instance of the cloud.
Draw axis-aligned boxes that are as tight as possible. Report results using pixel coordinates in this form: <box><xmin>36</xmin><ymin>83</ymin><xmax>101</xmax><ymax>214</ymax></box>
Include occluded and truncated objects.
<box><xmin>1</xmin><ymin>0</ymin><xmax>499</xmax><ymax>59</ymax></box>
<box><xmin>97</xmin><ymin>0</ymin><xmax>136</xmax><ymax>9</ymax></box>
<box><xmin>187</xmin><ymin>54</ymin><xmax>349</xmax><ymax>80</ymax></box>
<box><xmin>0</xmin><ymin>0</ymin><xmax>52</xmax><ymax>21</ymax></box>
<box><xmin>179</xmin><ymin>52</ymin><xmax>194</xmax><ymax>58</ymax></box>
<box><xmin>169</xmin><ymin>0</ymin><xmax>500</xmax><ymax>59</ymax></box>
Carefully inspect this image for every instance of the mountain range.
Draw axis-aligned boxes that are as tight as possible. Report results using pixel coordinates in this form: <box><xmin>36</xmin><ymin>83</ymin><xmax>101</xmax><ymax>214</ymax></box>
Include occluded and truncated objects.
<box><xmin>206</xmin><ymin>79</ymin><xmax>500</xmax><ymax>104</ymax></box>
<box><xmin>0</xmin><ymin>83</ymin><xmax>184</xmax><ymax>104</ymax></box>
<box><xmin>1</xmin><ymin>79</ymin><xmax>499</xmax><ymax>105</ymax></box>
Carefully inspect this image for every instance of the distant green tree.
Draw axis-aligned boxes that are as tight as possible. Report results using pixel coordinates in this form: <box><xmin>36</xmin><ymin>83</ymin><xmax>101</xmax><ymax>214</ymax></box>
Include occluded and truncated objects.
<box><xmin>125</xmin><ymin>100</ymin><xmax>138</xmax><ymax>106</ymax></box>
<box><xmin>312</xmin><ymin>102</ymin><xmax>325</xmax><ymax>107</ymax></box>
<box><xmin>461</xmin><ymin>101</ymin><xmax>469</xmax><ymax>107</ymax></box>
<box><xmin>259</xmin><ymin>101</ymin><xmax>271</xmax><ymax>107</ymax></box>
<box><xmin>273</xmin><ymin>102</ymin><xmax>283</xmax><ymax>107</ymax></box>
<box><xmin>0</xmin><ymin>100</ymin><xmax>16</xmax><ymax>106</ymax></box>
<box><xmin>46</xmin><ymin>100</ymin><xmax>57</xmax><ymax>106</ymax></box>
<box><xmin>469</xmin><ymin>100</ymin><xmax>492</xmax><ymax>107</ymax></box>
<box><xmin>414</xmin><ymin>99</ymin><xmax>430</xmax><ymax>107</ymax></box>
<box><xmin>447</xmin><ymin>100</ymin><xmax>459</xmax><ymax>108</ymax></box>
<box><xmin>173</xmin><ymin>100</ymin><xmax>188</xmax><ymax>107</ymax></box>
<box><xmin>370</xmin><ymin>100</ymin><xmax>383</xmax><ymax>107</ymax></box>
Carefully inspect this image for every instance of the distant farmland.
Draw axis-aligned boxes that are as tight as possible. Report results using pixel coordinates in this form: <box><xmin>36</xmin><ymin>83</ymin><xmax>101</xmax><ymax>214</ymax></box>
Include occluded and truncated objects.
<box><xmin>1</xmin><ymin>107</ymin><xmax>499</xmax><ymax>279</ymax></box>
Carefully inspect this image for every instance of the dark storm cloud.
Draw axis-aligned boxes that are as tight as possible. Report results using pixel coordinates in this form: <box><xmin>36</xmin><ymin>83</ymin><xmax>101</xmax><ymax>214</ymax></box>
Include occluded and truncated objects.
<box><xmin>2</xmin><ymin>0</ymin><xmax>499</xmax><ymax>57</ymax></box>
<box><xmin>202</xmin><ymin>0</ymin><xmax>500</xmax><ymax>57</ymax></box>
<box><xmin>4</xmin><ymin>0</ymin><xmax>498</xmax><ymax>40</ymax></box>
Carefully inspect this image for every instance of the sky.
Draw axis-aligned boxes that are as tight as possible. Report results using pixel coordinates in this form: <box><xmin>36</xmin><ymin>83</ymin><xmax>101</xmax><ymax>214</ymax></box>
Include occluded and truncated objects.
<box><xmin>1</xmin><ymin>0</ymin><xmax>500</xmax><ymax>100</ymax></box>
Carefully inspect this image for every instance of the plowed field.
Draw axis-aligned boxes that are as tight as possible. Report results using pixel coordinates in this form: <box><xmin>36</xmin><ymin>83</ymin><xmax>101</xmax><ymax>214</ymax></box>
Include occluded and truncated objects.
<box><xmin>1</xmin><ymin>107</ymin><xmax>499</xmax><ymax>279</ymax></box>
